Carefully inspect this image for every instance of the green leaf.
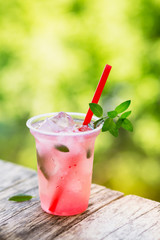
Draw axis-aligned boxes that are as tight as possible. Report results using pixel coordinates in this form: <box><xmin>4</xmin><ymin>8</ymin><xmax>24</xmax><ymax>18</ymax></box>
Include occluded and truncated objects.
<box><xmin>120</xmin><ymin>111</ymin><xmax>131</xmax><ymax>119</ymax></box>
<box><xmin>121</xmin><ymin>119</ymin><xmax>133</xmax><ymax>132</ymax></box>
<box><xmin>55</xmin><ymin>144</ymin><xmax>69</xmax><ymax>152</ymax></box>
<box><xmin>86</xmin><ymin>149</ymin><xmax>92</xmax><ymax>158</ymax></box>
<box><xmin>89</xmin><ymin>103</ymin><xmax>103</xmax><ymax>117</ymax></box>
<box><xmin>109</xmin><ymin>120</ymin><xmax>119</xmax><ymax>137</ymax></box>
<box><xmin>37</xmin><ymin>152</ymin><xmax>50</xmax><ymax>180</ymax></box>
<box><xmin>102</xmin><ymin>118</ymin><xmax>119</xmax><ymax>137</ymax></box>
<box><xmin>109</xmin><ymin>127</ymin><xmax>119</xmax><ymax>137</ymax></box>
<box><xmin>8</xmin><ymin>195</ymin><xmax>33</xmax><ymax>202</ymax></box>
<box><xmin>116</xmin><ymin>118</ymin><xmax>123</xmax><ymax>129</ymax></box>
<box><xmin>115</xmin><ymin>100</ymin><xmax>131</xmax><ymax>114</ymax></box>
<box><xmin>102</xmin><ymin>118</ymin><xmax>112</xmax><ymax>132</ymax></box>
<box><xmin>107</xmin><ymin>110</ymin><xmax>117</xmax><ymax>118</ymax></box>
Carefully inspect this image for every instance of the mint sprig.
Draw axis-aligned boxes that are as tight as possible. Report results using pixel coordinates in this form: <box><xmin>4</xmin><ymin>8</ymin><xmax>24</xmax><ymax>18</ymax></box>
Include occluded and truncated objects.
<box><xmin>89</xmin><ymin>100</ymin><xmax>133</xmax><ymax>137</ymax></box>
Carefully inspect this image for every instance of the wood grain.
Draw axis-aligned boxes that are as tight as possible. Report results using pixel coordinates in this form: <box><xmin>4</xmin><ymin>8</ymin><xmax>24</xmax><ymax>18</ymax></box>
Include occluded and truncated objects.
<box><xmin>0</xmin><ymin>160</ymin><xmax>36</xmax><ymax>192</ymax></box>
<box><xmin>0</xmin><ymin>159</ymin><xmax>160</xmax><ymax>240</ymax></box>
<box><xmin>55</xmin><ymin>195</ymin><xmax>160</xmax><ymax>240</ymax></box>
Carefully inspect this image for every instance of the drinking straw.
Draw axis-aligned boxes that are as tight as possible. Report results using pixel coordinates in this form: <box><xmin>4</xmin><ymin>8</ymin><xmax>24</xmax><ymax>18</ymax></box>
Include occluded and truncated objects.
<box><xmin>83</xmin><ymin>64</ymin><xmax>112</xmax><ymax>125</ymax></box>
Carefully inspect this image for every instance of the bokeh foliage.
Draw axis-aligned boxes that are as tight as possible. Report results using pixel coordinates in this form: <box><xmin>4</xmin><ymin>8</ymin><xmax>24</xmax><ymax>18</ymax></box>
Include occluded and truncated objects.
<box><xmin>0</xmin><ymin>0</ymin><xmax>160</xmax><ymax>201</ymax></box>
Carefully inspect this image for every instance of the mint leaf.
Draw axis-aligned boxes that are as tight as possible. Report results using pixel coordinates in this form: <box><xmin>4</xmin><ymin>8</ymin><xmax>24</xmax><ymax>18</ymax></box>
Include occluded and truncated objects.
<box><xmin>116</xmin><ymin>118</ymin><xmax>123</xmax><ymax>129</ymax></box>
<box><xmin>121</xmin><ymin>119</ymin><xmax>133</xmax><ymax>132</ymax></box>
<box><xmin>115</xmin><ymin>100</ymin><xmax>131</xmax><ymax>113</ymax></box>
<box><xmin>107</xmin><ymin>110</ymin><xmax>117</xmax><ymax>118</ymax></box>
<box><xmin>120</xmin><ymin>111</ymin><xmax>131</xmax><ymax>119</ymax></box>
<box><xmin>8</xmin><ymin>195</ymin><xmax>33</xmax><ymax>202</ymax></box>
<box><xmin>55</xmin><ymin>145</ymin><xmax>69</xmax><ymax>152</ymax></box>
<box><xmin>102</xmin><ymin>118</ymin><xmax>118</xmax><ymax>137</ymax></box>
<box><xmin>108</xmin><ymin>119</ymin><xmax>118</xmax><ymax>137</ymax></box>
<box><xmin>109</xmin><ymin>127</ymin><xmax>119</xmax><ymax>137</ymax></box>
<box><xmin>102</xmin><ymin>118</ymin><xmax>112</xmax><ymax>132</ymax></box>
<box><xmin>37</xmin><ymin>152</ymin><xmax>50</xmax><ymax>180</ymax></box>
<box><xmin>87</xmin><ymin>149</ymin><xmax>92</xmax><ymax>158</ymax></box>
<box><xmin>89</xmin><ymin>103</ymin><xmax>103</xmax><ymax>117</ymax></box>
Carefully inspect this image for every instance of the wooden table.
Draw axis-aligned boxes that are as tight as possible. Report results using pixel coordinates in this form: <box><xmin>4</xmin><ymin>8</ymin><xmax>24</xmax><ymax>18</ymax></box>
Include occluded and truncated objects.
<box><xmin>0</xmin><ymin>159</ymin><xmax>160</xmax><ymax>240</ymax></box>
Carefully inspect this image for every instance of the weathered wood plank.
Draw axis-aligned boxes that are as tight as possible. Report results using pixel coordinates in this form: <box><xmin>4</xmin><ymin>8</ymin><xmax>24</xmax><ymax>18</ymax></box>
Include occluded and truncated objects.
<box><xmin>54</xmin><ymin>195</ymin><xmax>160</xmax><ymax>240</ymax></box>
<box><xmin>103</xmin><ymin>201</ymin><xmax>160</xmax><ymax>240</ymax></box>
<box><xmin>0</xmin><ymin>187</ymin><xmax>123</xmax><ymax>240</ymax></box>
<box><xmin>0</xmin><ymin>177</ymin><xmax>39</xmax><ymax>223</ymax></box>
<box><xmin>0</xmin><ymin>160</ymin><xmax>124</xmax><ymax>240</ymax></box>
<box><xmin>2</xmin><ymin>160</ymin><xmax>160</xmax><ymax>240</ymax></box>
<box><xmin>0</xmin><ymin>160</ymin><xmax>36</xmax><ymax>192</ymax></box>
<box><xmin>0</xmin><ymin>179</ymin><xmax>116</xmax><ymax>224</ymax></box>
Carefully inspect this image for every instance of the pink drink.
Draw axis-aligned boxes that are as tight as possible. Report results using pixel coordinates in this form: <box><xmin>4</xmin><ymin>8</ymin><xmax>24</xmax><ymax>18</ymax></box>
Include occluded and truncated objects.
<box><xmin>26</xmin><ymin>112</ymin><xmax>101</xmax><ymax>216</ymax></box>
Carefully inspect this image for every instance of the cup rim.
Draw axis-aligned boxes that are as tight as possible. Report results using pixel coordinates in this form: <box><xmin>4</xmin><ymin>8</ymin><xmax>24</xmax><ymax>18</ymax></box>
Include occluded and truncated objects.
<box><xmin>26</xmin><ymin>112</ymin><xmax>102</xmax><ymax>136</ymax></box>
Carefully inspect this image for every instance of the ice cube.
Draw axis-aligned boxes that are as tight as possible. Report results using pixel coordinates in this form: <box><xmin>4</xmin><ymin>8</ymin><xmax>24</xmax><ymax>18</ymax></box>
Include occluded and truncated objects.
<box><xmin>38</xmin><ymin>112</ymin><xmax>75</xmax><ymax>133</ymax></box>
<box><xmin>67</xmin><ymin>179</ymin><xmax>82</xmax><ymax>192</ymax></box>
<box><xmin>51</xmin><ymin>157</ymin><xmax>59</xmax><ymax>175</ymax></box>
<box><xmin>38</xmin><ymin>118</ymin><xmax>62</xmax><ymax>132</ymax></box>
<box><xmin>50</xmin><ymin>112</ymin><xmax>75</xmax><ymax>129</ymax></box>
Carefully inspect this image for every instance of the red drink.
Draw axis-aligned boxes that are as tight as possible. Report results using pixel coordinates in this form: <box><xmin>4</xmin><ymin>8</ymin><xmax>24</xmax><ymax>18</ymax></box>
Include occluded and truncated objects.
<box><xmin>26</xmin><ymin>112</ymin><xmax>101</xmax><ymax>216</ymax></box>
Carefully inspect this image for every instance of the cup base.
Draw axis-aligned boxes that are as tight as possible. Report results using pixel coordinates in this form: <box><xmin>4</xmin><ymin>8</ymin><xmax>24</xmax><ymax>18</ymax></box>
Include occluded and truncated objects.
<box><xmin>41</xmin><ymin>204</ymin><xmax>88</xmax><ymax>216</ymax></box>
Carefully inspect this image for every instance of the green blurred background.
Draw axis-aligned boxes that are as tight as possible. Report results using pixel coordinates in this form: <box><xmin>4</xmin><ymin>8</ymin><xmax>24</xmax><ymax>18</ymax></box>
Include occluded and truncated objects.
<box><xmin>0</xmin><ymin>0</ymin><xmax>160</xmax><ymax>201</ymax></box>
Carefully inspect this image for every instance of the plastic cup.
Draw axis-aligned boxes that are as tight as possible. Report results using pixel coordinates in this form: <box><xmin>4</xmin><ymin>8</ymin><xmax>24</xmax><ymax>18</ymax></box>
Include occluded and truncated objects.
<box><xmin>26</xmin><ymin>112</ymin><xmax>102</xmax><ymax>216</ymax></box>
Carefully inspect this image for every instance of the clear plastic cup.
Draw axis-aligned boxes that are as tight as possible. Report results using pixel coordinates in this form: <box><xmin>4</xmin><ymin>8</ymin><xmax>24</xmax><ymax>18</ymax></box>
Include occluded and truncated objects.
<box><xmin>26</xmin><ymin>112</ymin><xmax>102</xmax><ymax>216</ymax></box>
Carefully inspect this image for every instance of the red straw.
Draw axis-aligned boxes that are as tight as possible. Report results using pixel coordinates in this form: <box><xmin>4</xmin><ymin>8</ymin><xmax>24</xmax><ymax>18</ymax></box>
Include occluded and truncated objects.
<box><xmin>83</xmin><ymin>64</ymin><xmax>112</xmax><ymax>125</ymax></box>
